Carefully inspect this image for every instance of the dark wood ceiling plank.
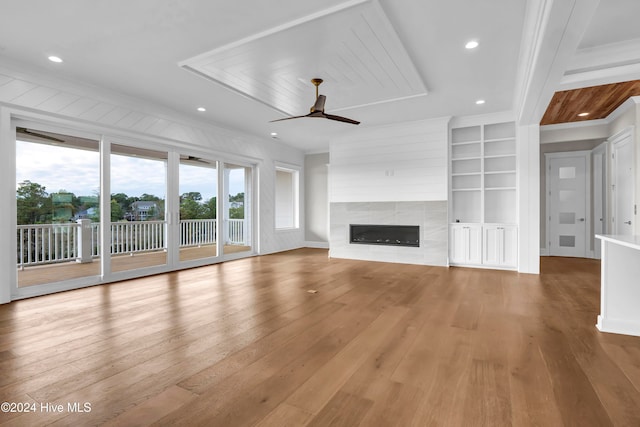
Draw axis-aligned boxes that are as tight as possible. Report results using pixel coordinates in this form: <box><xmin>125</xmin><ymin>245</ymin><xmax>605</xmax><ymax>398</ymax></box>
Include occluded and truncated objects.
<box><xmin>541</xmin><ymin>80</ymin><xmax>640</xmax><ymax>125</ymax></box>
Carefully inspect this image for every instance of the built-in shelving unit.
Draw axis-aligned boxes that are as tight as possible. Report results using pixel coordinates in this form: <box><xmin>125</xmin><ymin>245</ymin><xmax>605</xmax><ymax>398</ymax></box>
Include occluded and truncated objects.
<box><xmin>449</xmin><ymin>121</ymin><xmax>517</xmax><ymax>269</ymax></box>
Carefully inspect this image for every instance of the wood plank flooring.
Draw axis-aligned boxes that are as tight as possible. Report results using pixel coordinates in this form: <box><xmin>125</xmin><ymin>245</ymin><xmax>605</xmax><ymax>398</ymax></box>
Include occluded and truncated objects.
<box><xmin>1</xmin><ymin>249</ymin><xmax>639</xmax><ymax>426</ymax></box>
<box><xmin>17</xmin><ymin>244</ymin><xmax>251</xmax><ymax>287</ymax></box>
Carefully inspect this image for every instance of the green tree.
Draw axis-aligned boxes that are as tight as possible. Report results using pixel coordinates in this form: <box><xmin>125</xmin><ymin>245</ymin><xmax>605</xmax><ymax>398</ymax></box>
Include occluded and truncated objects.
<box><xmin>139</xmin><ymin>193</ymin><xmax>161</xmax><ymax>202</ymax></box>
<box><xmin>17</xmin><ymin>180</ymin><xmax>50</xmax><ymax>224</ymax></box>
<box><xmin>229</xmin><ymin>192</ymin><xmax>244</xmax><ymax>203</ymax></box>
<box><xmin>181</xmin><ymin>192</ymin><xmax>202</xmax><ymax>202</ymax></box>
<box><xmin>228</xmin><ymin>192</ymin><xmax>244</xmax><ymax>219</ymax></box>
<box><xmin>180</xmin><ymin>198</ymin><xmax>204</xmax><ymax>219</ymax></box>
<box><xmin>229</xmin><ymin>207</ymin><xmax>244</xmax><ymax>219</ymax></box>
<box><xmin>110</xmin><ymin>199</ymin><xmax>124</xmax><ymax>222</ymax></box>
<box><xmin>203</xmin><ymin>196</ymin><xmax>217</xmax><ymax>219</ymax></box>
<box><xmin>111</xmin><ymin>192</ymin><xmax>136</xmax><ymax>214</ymax></box>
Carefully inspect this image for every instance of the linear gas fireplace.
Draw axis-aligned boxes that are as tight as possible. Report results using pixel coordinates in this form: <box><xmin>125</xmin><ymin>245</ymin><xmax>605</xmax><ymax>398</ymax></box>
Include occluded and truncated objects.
<box><xmin>350</xmin><ymin>224</ymin><xmax>420</xmax><ymax>247</ymax></box>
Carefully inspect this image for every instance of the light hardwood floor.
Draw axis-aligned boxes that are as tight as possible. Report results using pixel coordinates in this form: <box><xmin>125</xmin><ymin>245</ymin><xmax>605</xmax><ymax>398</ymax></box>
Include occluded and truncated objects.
<box><xmin>1</xmin><ymin>249</ymin><xmax>639</xmax><ymax>426</ymax></box>
<box><xmin>17</xmin><ymin>244</ymin><xmax>251</xmax><ymax>287</ymax></box>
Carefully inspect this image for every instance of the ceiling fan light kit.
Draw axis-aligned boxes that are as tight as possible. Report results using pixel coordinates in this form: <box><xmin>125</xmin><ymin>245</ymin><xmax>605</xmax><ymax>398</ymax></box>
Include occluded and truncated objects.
<box><xmin>270</xmin><ymin>78</ymin><xmax>360</xmax><ymax>125</ymax></box>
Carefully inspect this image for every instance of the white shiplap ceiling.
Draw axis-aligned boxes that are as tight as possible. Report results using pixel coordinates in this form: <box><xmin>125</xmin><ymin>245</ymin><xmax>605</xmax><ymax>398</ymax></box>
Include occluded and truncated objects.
<box><xmin>1</xmin><ymin>1</ymin><xmax>640</xmax><ymax>151</ymax></box>
<box><xmin>180</xmin><ymin>0</ymin><xmax>426</xmax><ymax>118</ymax></box>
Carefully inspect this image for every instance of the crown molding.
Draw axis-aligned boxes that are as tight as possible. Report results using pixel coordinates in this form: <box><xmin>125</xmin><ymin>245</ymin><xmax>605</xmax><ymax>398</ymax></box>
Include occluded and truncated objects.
<box><xmin>514</xmin><ymin>0</ymin><xmax>600</xmax><ymax>126</ymax></box>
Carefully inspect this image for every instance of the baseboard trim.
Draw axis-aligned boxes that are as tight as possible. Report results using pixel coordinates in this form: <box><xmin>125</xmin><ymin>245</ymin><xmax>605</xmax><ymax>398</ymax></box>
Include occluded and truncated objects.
<box><xmin>305</xmin><ymin>241</ymin><xmax>329</xmax><ymax>249</ymax></box>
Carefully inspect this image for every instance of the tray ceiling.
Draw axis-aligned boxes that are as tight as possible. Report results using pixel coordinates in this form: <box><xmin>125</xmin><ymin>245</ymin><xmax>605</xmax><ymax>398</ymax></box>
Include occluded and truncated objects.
<box><xmin>179</xmin><ymin>0</ymin><xmax>426</xmax><ymax>118</ymax></box>
<box><xmin>541</xmin><ymin>80</ymin><xmax>640</xmax><ymax>125</ymax></box>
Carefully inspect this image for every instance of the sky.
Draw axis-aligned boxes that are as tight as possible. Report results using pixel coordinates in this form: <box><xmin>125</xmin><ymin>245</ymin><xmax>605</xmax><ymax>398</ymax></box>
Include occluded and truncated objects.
<box><xmin>16</xmin><ymin>140</ymin><xmax>244</xmax><ymax>201</ymax></box>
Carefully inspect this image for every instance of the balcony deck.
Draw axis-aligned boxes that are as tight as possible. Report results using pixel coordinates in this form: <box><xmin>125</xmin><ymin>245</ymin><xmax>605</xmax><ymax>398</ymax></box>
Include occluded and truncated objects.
<box><xmin>17</xmin><ymin>244</ymin><xmax>251</xmax><ymax>287</ymax></box>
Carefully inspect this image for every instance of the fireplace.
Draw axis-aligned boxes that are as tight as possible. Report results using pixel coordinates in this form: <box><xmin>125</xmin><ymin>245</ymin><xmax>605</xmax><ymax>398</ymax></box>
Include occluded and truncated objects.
<box><xmin>349</xmin><ymin>224</ymin><xmax>420</xmax><ymax>247</ymax></box>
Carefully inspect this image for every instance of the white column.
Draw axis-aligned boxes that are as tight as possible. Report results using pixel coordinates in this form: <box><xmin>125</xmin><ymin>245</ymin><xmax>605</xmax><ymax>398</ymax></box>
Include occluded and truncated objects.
<box><xmin>223</xmin><ymin>167</ymin><xmax>231</xmax><ymax>244</ymax></box>
<box><xmin>517</xmin><ymin>124</ymin><xmax>540</xmax><ymax>274</ymax></box>
<box><xmin>0</xmin><ymin>108</ymin><xmax>16</xmax><ymax>303</ymax></box>
<box><xmin>76</xmin><ymin>219</ymin><xmax>93</xmax><ymax>263</ymax></box>
<box><xmin>99</xmin><ymin>137</ymin><xmax>111</xmax><ymax>277</ymax></box>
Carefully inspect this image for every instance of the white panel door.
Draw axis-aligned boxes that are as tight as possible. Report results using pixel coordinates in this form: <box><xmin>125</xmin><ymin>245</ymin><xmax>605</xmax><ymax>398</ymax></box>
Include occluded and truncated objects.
<box><xmin>612</xmin><ymin>133</ymin><xmax>634</xmax><ymax>235</ymax></box>
<box><xmin>548</xmin><ymin>154</ymin><xmax>588</xmax><ymax>257</ymax></box>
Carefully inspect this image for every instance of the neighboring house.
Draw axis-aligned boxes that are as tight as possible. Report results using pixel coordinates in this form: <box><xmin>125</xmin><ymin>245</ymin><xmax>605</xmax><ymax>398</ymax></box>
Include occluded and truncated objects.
<box><xmin>229</xmin><ymin>201</ymin><xmax>243</xmax><ymax>209</ymax></box>
<box><xmin>130</xmin><ymin>201</ymin><xmax>159</xmax><ymax>221</ymax></box>
<box><xmin>74</xmin><ymin>207</ymin><xmax>97</xmax><ymax>220</ymax></box>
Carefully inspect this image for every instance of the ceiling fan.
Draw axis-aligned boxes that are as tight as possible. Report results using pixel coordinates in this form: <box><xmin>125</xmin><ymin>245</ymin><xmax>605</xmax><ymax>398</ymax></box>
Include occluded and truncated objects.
<box><xmin>270</xmin><ymin>78</ymin><xmax>360</xmax><ymax>125</ymax></box>
<box><xmin>180</xmin><ymin>155</ymin><xmax>211</xmax><ymax>165</ymax></box>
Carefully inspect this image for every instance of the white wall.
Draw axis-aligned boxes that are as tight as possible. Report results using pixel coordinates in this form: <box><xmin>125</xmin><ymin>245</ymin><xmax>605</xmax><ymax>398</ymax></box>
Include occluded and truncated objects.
<box><xmin>328</xmin><ymin>117</ymin><xmax>449</xmax><ymax>266</ymax></box>
<box><xmin>304</xmin><ymin>152</ymin><xmax>329</xmax><ymax>245</ymax></box>
<box><xmin>329</xmin><ymin>117</ymin><xmax>450</xmax><ymax>202</ymax></box>
<box><xmin>0</xmin><ymin>63</ymin><xmax>305</xmax><ymax>303</ymax></box>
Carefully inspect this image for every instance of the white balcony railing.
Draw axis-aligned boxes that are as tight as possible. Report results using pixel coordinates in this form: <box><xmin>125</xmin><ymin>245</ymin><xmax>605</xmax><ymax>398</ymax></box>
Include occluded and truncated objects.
<box><xmin>17</xmin><ymin>218</ymin><xmax>246</xmax><ymax>269</ymax></box>
<box><xmin>17</xmin><ymin>223</ymin><xmax>80</xmax><ymax>267</ymax></box>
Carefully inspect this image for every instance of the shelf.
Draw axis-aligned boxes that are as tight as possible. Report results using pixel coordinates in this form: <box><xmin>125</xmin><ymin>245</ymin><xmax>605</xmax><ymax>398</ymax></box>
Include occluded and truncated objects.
<box><xmin>451</xmin><ymin>155</ymin><xmax>481</xmax><ymax>161</ymax></box>
<box><xmin>484</xmin><ymin>122</ymin><xmax>515</xmax><ymax>140</ymax></box>
<box><xmin>451</xmin><ymin>140</ymin><xmax>482</xmax><ymax>146</ymax></box>
<box><xmin>484</xmin><ymin>170</ymin><xmax>516</xmax><ymax>175</ymax></box>
<box><xmin>451</xmin><ymin>172</ymin><xmax>481</xmax><ymax>176</ymax></box>
<box><xmin>485</xmin><ymin>156</ymin><xmax>516</xmax><ymax>173</ymax></box>
<box><xmin>484</xmin><ymin>154</ymin><xmax>516</xmax><ymax>159</ymax></box>
<box><xmin>452</xmin><ymin>125</ymin><xmax>481</xmax><ymax>144</ymax></box>
<box><xmin>450</xmin><ymin>121</ymin><xmax>517</xmax><ymax>228</ymax></box>
<box><xmin>452</xmin><ymin>158</ymin><xmax>481</xmax><ymax>174</ymax></box>
<box><xmin>452</xmin><ymin>142</ymin><xmax>481</xmax><ymax>160</ymax></box>
<box><xmin>484</xmin><ymin>137</ymin><xmax>515</xmax><ymax>143</ymax></box>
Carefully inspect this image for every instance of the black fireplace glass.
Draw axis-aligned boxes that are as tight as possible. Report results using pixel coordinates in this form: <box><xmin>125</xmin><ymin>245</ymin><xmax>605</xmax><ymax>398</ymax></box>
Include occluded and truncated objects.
<box><xmin>349</xmin><ymin>224</ymin><xmax>419</xmax><ymax>247</ymax></box>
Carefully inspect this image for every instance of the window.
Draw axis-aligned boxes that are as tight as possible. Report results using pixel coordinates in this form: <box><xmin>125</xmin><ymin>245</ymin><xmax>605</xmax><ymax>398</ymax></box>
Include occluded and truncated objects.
<box><xmin>275</xmin><ymin>166</ymin><xmax>299</xmax><ymax>229</ymax></box>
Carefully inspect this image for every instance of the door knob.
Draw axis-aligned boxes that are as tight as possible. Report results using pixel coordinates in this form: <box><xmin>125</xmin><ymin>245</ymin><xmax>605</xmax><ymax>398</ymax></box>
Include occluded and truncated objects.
<box><xmin>624</xmin><ymin>221</ymin><xmax>632</xmax><ymax>225</ymax></box>
<box><xmin>578</xmin><ymin>218</ymin><xmax>585</xmax><ymax>222</ymax></box>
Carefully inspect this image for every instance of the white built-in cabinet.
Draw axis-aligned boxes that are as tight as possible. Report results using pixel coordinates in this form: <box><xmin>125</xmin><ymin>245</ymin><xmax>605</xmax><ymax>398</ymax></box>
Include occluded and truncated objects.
<box><xmin>449</xmin><ymin>121</ymin><xmax>518</xmax><ymax>269</ymax></box>
<box><xmin>449</xmin><ymin>223</ymin><xmax>482</xmax><ymax>264</ymax></box>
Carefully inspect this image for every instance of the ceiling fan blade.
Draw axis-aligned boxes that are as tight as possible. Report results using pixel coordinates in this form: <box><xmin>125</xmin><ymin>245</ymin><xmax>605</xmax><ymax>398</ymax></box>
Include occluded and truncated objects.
<box><xmin>16</xmin><ymin>127</ymin><xmax>66</xmax><ymax>142</ymax></box>
<box><xmin>269</xmin><ymin>79</ymin><xmax>359</xmax><ymax>125</ymax></box>
<box><xmin>324</xmin><ymin>113</ymin><xmax>360</xmax><ymax>125</ymax></box>
<box><xmin>269</xmin><ymin>115</ymin><xmax>308</xmax><ymax>123</ymax></box>
<box><xmin>311</xmin><ymin>95</ymin><xmax>326</xmax><ymax>113</ymax></box>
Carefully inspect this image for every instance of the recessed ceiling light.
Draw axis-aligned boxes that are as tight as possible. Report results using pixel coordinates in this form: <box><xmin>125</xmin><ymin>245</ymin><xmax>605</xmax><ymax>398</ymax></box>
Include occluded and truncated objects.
<box><xmin>578</xmin><ymin>112</ymin><xmax>589</xmax><ymax>117</ymax></box>
<box><xmin>476</xmin><ymin>99</ymin><xmax>485</xmax><ymax>105</ymax></box>
<box><xmin>465</xmin><ymin>40</ymin><xmax>479</xmax><ymax>49</ymax></box>
<box><xmin>270</xmin><ymin>132</ymin><xmax>278</xmax><ymax>137</ymax></box>
<box><xmin>48</xmin><ymin>55</ymin><xmax>63</xmax><ymax>63</ymax></box>
<box><xmin>197</xmin><ymin>107</ymin><xmax>206</xmax><ymax>112</ymax></box>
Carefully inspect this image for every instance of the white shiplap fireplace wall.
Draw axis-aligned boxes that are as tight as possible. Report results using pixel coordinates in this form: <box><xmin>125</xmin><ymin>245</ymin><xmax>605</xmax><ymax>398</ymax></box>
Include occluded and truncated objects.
<box><xmin>329</xmin><ymin>117</ymin><xmax>450</xmax><ymax>266</ymax></box>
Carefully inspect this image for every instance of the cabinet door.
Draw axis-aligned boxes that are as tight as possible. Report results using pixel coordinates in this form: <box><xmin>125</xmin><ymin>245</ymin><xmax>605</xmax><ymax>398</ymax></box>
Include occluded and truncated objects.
<box><xmin>502</xmin><ymin>226</ymin><xmax>518</xmax><ymax>267</ymax></box>
<box><xmin>483</xmin><ymin>226</ymin><xmax>503</xmax><ymax>265</ymax></box>
<box><xmin>450</xmin><ymin>224</ymin><xmax>482</xmax><ymax>265</ymax></box>
<box><xmin>483</xmin><ymin>225</ymin><xmax>517</xmax><ymax>267</ymax></box>
<box><xmin>467</xmin><ymin>225</ymin><xmax>482</xmax><ymax>264</ymax></box>
<box><xmin>449</xmin><ymin>225</ymin><xmax>466</xmax><ymax>264</ymax></box>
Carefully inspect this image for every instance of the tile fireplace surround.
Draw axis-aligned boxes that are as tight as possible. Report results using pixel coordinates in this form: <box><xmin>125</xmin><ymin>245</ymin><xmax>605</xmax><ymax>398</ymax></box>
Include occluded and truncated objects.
<box><xmin>329</xmin><ymin>201</ymin><xmax>448</xmax><ymax>266</ymax></box>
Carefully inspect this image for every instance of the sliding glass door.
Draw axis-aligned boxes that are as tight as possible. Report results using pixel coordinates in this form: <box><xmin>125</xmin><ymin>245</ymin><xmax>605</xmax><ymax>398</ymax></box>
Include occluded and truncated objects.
<box><xmin>16</xmin><ymin>127</ymin><xmax>101</xmax><ymax>287</ymax></box>
<box><xmin>110</xmin><ymin>144</ymin><xmax>168</xmax><ymax>273</ymax></box>
<box><xmin>13</xmin><ymin>119</ymin><xmax>257</xmax><ymax>299</ymax></box>
<box><xmin>223</xmin><ymin>163</ymin><xmax>253</xmax><ymax>256</ymax></box>
<box><xmin>178</xmin><ymin>156</ymin><xmax>218</xmax><ymax>262</ymax></box>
